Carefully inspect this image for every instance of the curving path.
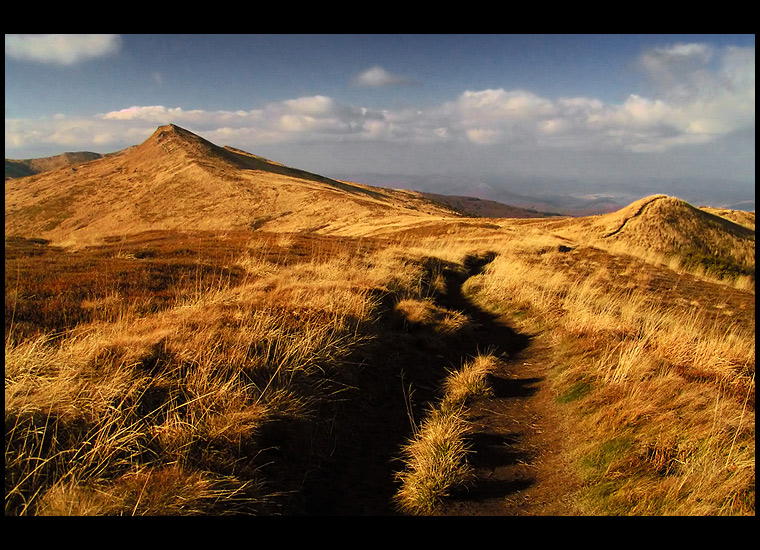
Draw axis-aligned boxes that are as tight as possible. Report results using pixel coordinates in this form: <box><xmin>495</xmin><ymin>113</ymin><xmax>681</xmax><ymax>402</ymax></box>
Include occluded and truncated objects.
<box><xmin>431</xmin><ymin>253</ymin><xmax>582</xmax><ymax>516</ymax></box>
<box><xmin>289</xmin><ymin>251</ymin><xmax>580</xmax><ymax>515</ymax></box>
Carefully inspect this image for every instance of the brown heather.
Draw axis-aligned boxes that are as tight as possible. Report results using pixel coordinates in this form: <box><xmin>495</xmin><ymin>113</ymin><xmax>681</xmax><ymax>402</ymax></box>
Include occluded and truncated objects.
<box><xmin>5</xmin><ymin>125</ymin><xmax>754</xmax><ymax>515</ymax></box>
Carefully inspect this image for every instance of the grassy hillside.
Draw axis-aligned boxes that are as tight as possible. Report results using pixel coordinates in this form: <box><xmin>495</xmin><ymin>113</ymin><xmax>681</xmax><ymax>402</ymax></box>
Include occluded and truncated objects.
<box><xmin>5</xmin><ymin>152</ymin><xmax>103</xmax><ymax>180</ymax></box>
<box><xmin>457</xmin><ymin>232</ymin><xmax>754</xmax><ymax>514</ymax></box>
<box><xmin>5</xmin><ymin>126</ymin><xmax>755</xmax><ymax>516</ymax></box>
<box><xmin>5</xmin><ymin>125</ymin><xmax>463</xmax><ymax>247</ymax></box>
<box><xmin>6</xmin><ymin>218</ymin><xmax>754</xmax><ymax>515</ymax></box>
<box><xmin>700</xmin><ymin>207</ymin><xmax>755</xmax><ymax>231</ymax></box>
<box><xmin>418</xmin><ymin>191</ymin><xmax>562</xmax><ymax>219</ymax></box>
<box><xmin>529</xmin><ymin>195</ymin><xmax>755</xmax><ymax>288</ymax></box>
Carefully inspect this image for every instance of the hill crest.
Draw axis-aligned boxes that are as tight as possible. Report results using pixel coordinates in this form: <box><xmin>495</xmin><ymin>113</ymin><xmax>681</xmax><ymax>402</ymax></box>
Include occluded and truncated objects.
<box><xmin>5</xmin><ymin>125</ymin><xmax>465</xmax><ymax>245</ymax></box>
<box><xmin>543</xmin><ymin>194</ymin><xmax>755</xmax><ymax>276</ymax></box>
<box><xmin>5</xmin><ymin>151</ymin><xmax>103</xmax><ymax>180</ymax></box>
<box><xmin>596</xmin><ymin>194</ymin><xmax>754</xmax><ymax>242</ymax></box>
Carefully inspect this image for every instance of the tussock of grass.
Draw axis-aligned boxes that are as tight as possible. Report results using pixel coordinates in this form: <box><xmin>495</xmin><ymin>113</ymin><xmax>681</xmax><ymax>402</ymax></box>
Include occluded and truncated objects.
<box><xmin>441</xmin><ymin>354</ymin><xmax>497</xmax><ymax>407</ymax></box>
<box><xmin>34</xmin><ymin>464</ymin><xmax>266</xmax><ymax>516</ymax></box>
<box><xmin>395</xmin><ymin>353</ymin><xmax>498</xmax><ymax>514</ymax></box>
<box><xmin>394</xmin><ymin>298</ymin><xmax>470</xmax><ymax>335</ymax></box>
<box><xmin>394</xmin><ymin>405</ymin><xmax>473</xmax><ymax>515</ymax></box>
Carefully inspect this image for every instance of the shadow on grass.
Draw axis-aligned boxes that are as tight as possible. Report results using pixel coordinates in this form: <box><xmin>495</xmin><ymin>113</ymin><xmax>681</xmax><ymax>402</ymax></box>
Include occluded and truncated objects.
<box><xmin>292</xmin><ymin>251</ymin><xmax>531</xmax><ymax>515</ymax></box>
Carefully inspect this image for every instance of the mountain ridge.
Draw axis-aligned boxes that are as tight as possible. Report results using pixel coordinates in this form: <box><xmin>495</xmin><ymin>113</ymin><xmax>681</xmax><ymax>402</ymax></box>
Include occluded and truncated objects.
<box><xmin>5</xmin><ymin>125</ymin><xmax>465</xmax><ymax>245</ymax></box>
<box><xmin>5</xmin><ymin>151</ymin><xmax>103</xmax><ymax>180</ymax></box>
<box><xmin>418</xmin><ymin>191</ymin><xmax>563</xmax><ymax>219</ymax></box>
<box><xmin>5</xmin><ymin>125</ymin><xmax>755</xmax><ymax>273</ymax></box>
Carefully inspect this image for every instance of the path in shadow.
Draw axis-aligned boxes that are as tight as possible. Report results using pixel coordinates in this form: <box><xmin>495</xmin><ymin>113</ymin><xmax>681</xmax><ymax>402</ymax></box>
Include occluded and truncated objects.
<box><xmin>434</xmin><ymin>368</ymin><xmax>547</xmax><ymax>514</ymax></box>
<box><xmin>435</xmin><ymin>252</ymin><xmax>531</xmax><ymax>360</ymax></box>
<box><xmin>291</xmin><ymin>251</ymin><xmax>532</xmax><ymax>515</ymax></box>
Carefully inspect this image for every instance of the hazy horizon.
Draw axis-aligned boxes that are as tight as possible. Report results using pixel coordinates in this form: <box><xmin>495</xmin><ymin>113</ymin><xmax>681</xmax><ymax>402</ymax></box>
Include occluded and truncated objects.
<box><xmin>5</xmin><ymin>34</ymin><xmax>755</xmax><ymax>210</ymax></box>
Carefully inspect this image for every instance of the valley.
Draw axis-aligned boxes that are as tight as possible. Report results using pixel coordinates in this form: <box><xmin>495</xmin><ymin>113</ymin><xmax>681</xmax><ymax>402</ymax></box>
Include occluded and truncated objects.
<box><xmin>5</xmin><ymin>125</ymin><xmax>755</xmax><ymax>516</ymax></box>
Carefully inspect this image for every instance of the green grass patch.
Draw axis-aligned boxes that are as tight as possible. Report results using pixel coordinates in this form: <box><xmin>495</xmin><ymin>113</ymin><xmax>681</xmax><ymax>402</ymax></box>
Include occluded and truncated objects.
<box><xmin>679</xmin><ymin>249</ymin><xmax>754</xmax><ymax>281</ymax></box>
<box><xmin>581</xmin><ymin>435</ymin><xmax>635</xmax><ymax>473</ymax></box>
<box><xmin>557</xmin><ymin>380</ymin><xmax>592</xmax><ymax>404</ymax></box>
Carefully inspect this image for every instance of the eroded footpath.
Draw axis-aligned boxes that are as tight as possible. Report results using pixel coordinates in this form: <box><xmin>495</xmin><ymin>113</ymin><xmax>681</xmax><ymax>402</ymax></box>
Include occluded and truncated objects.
<box><xmin>433</xmin><ymin>334</ymin><xmax>582</xmax><ymax>516</ymax></box>
<box><xmin>293</xmin><ymin>251</ymin><xmax>581</xmax><ymax>515</ymax></box>
<box><xmin>428</xmin><ymin>254</ymin><xmax>581</xmax><ymax>515</ymax></box>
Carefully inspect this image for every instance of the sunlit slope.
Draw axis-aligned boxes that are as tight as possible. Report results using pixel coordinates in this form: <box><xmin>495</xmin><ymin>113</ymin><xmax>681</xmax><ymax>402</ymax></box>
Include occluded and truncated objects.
<box><xmin>5</xmin><ymin>152</ymin><xmax>103</xmax><ymax>180</ymax></box>
<box><xmin>537</xmin><ymin>195</ymin><xmax>755</xmax><ymax>275</ymax></box>
<box><xmin>4</xmin><ymin>124</ymin><xmax>460</xmax><ymax>245</ymax></box>
<box><xmin>699</xmin><ymin>207</ymin><xmax>755</xmax><ymax>232</ymax></box>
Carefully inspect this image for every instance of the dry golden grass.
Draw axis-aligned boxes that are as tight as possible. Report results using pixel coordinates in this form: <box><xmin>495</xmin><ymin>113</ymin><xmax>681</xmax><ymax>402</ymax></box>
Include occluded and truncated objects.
<box><xmin>394</xmin><ymin>405</ymin><xmax>473</xmax><ymax>515</ymax></box>
<box><xmin>9</xmin><ymin>220</ymin><xmax>517</xmax><ymax>516</ymax></box>
<box><xmin>5</xmin><ymin>125</ymin><xmax>755</xmax><ymax>516</ymax></box>
<box><xmin>34</xmin><ymin>465</ymin><xmax>248</xmax><ymax>516</ymax></box>
<box><xmin>6</xmin><ymin>196</ymin><xmax>754</xmax><ymax>516</ymax></box>
<box><xmin>441</xmin><ymin>354</ymin><xmax>498</xmax><ymax>407</ymax></box>
<box><xmin>336</xmin><ymin>216</ymin><xmax>753</xmax><ymax>515</ymax></box>
<box><xmin>394</xmin><ymin>298</ymin><xmax>471</xmax><ymax>335</ymax></box>
<box><xmin>700</xmin><ymin>207</ymin><xmax>755</xmax><ymax>231</ymax></box>
<box><xmin>5</xmin><ymin>231</ymin><xmax>442</xmax><ymax>515</ymax></box>
<box><xmin>394</xmin><ymin>353</ymin><xmax>498</xmax><ymax>514</ymax></box>
<box><xmin>452</xmin><ymin>231</ymin><xmax>755</xmax><ymax>515</ymax></box>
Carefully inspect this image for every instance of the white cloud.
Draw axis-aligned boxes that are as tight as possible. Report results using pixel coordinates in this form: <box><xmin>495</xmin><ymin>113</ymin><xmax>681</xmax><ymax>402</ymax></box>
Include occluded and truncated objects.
<box><xmin>5</xmin><ymin>44</ymin><xmax>754</xmax><ymax>162</ymax></box>
<box><xmin>640</xmin><ymin>42</ymin><xmax>714</xmax><ymax>70</ymax></box>
<box><xmin>282</xmin><ymin>95</ymin><xmax>336</xmax><ymax>116</ymax></box>
<box><xmin>457</xmin><ymin>89</ymin><xmax>555</xmax><ymax>119</ymax></box>
<box><xmin>465</xmin><ymin>128</ymin><xmax>501</xmax><ymax>144</ymax></box>
<box><xmin>5</xmin><ymin>34</ymin><xmax>121</xmax><ymax>65</ymax></box>
<box><xmin>615</xmin><ymin>94</ymin><xmax>681</xmax><ymax>128</ymax></box>
<box><xmin>101</xmin><ymin>105</ymin><xmax>180</xmax><ymax>121</ymax></box>
<box><xmin>352</xmin><ymin>66</ymin><xmax>409</xmax><ymax>87</ymax></box>
<box><xmin>99</xmin><ymin>105</ymin><xmax>264</xmax><ymax>131</ymax></box>
<box><xmin>538</xmin><ymin>118</ymin><xmax>571</xmax><ymax>135</ymax></box>
<box><xmin>435</xmin><ymin>44</ymin><xmax>754</xmax><ymax>153</ymax></box>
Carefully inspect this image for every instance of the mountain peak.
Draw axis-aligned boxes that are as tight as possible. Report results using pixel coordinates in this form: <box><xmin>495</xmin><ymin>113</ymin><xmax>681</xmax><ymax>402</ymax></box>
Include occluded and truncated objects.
<box><xmin>146</xmin><ymin>123</ymin><xmax>211</xmax><ymax>147</ymax></box>
<box><xmin>131</xmin><ymin>123</ymin><xmax>228</xmax><ymax>169</ymax></box>
<box><xmin>153</xmin><ymin>123</ymin><xmax>194</xmax><ymax>137</ymax></box>
<box><xmin>5</xmin><ymin>123</ymin><xmax>466</xmax><ymax>245</ymax></box>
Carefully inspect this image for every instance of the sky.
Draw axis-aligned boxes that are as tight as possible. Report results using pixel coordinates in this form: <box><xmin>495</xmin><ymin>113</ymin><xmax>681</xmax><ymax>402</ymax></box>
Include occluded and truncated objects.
<box><xmin>5</xmin><ymin>34</ymin><xmax>756</xmax><ymax>210</ymax></box>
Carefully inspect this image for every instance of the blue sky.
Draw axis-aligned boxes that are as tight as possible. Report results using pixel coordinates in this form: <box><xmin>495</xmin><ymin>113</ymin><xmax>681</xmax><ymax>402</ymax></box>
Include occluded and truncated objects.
<box><xmin>5</xmin><ymin>34</ymin><xmax>755</xmax><ymax>208</ymax></box>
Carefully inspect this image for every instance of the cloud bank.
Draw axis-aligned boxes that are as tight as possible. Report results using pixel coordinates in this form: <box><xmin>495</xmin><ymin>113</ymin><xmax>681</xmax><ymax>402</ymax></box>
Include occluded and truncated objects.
<box><xmin>5</xmin><ymin>34</ymin><xmax>122</xmax><ymax>65</ymax></box>
<box><xmin>6</xmin><ymin>42</ymin><xmax>754</xmax><ymax>195</ymax></box>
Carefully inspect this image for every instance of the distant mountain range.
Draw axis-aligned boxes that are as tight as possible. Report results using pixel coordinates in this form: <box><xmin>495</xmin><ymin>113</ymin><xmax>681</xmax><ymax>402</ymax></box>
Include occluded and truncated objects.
<box><xmin>5</xmin><ymin>124</ymin><xmax>755</xmax><ymax>268</ymax></box>
<box><xmin>5</xmin><ymin>152</ymin><xmax>103</xmax><ymax>180</ymax></box>
<box><xmin>333</xmin><ymin>172</ymin><xmax>755</xmax><ymax>216</ymax></box>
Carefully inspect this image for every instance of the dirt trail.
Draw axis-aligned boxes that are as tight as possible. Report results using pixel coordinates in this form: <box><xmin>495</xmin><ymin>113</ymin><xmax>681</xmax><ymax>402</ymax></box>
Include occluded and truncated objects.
<box><xmin>431</xmin><ymin>254</ymin><xmax>582</xmax><ymax>516</ymax></box>
<box><xmin>292</xmin><ymin>251</ymin><xmax>580</xmax><ymax>515</ymax></box>
<box><xmin>433</xmin><ymin>339</ymin><xmax>582</xmax><ymax>515</ymax></box>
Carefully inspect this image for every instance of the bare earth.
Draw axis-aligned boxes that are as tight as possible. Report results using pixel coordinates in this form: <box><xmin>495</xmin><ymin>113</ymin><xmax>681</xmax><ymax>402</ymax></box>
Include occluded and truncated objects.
<box><xmin>434</xmin><ymin>337</ymin><xmax>583</xmax><ymax>516</ymax></box>
<box><xmin>431</xmin><ymin>254</ymin><xmax>583</xmax><ymax>516</ymax></box>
